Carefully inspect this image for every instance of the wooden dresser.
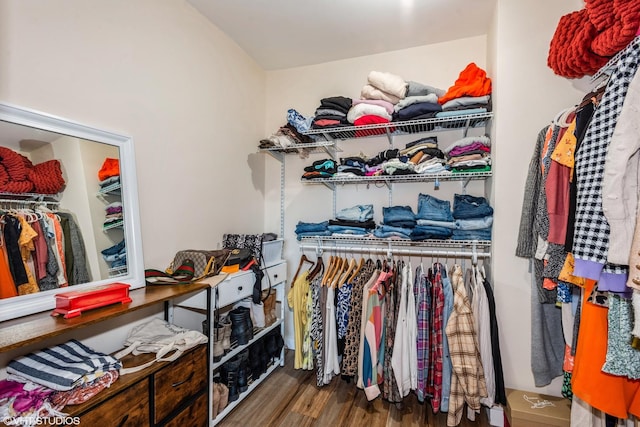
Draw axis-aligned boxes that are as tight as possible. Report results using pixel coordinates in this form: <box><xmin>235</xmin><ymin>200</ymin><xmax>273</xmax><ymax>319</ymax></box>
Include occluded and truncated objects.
<box><xmin>0</xmin><ymin>283</ymin><xmax>210</xmax><ymax>427</ymax></box>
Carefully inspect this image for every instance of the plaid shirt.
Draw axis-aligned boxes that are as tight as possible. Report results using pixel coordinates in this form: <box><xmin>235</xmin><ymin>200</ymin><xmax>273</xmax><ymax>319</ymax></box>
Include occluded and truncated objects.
<box><xmin>446</xmin><ymin>265</ymin><xmax>487</xmax><ymax>426</ymax></box>
<box><xmin>430</xmin><ymin>264</ymin><xmax>445</xmax><ymax>413</ymax></box>
<box><xmin>414</xmin><ymin>265</ymin><xmax>431</xmax><ymax>402</ymax></box>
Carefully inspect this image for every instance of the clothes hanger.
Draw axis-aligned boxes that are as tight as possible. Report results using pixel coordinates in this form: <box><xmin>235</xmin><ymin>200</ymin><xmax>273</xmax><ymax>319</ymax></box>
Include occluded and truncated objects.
<box><xmin>291</xmin><ymin>253</ymin><xmax>314</xmax><ymax>288</ymax></box>
<box><xmin>348</xmin><ymin>256</ymin><xmax>365</xmax><ymax>283</ymax></box>
<box><xmin>338</xmin><ymin>257</ymin><xmax>357</xmax><ymax>288</ymax></box>
<box><xmin>322</xmin><ymin>254</ymin><xmax>336</xmax><ymax>286</ymax></box>
<box><xmin>308</xmin><ymin>253</ymin><xmax>324</xmax><ymax>282</ymax></box>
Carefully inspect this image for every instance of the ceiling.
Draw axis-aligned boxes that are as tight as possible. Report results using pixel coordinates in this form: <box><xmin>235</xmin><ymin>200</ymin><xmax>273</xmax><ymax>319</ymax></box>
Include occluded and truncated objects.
<box><xmin>187</xmin><ymin>0</ymin><xmax>497</xmax><ymax>70</ymax></box>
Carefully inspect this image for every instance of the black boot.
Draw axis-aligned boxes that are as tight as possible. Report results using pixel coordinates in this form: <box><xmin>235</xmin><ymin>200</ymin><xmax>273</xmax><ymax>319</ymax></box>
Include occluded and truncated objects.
<box><xmin>249</xmin><ymin>340</ymin><xmax>266</xmax><ymax>379</ymax></box>
<box><xmin>264</xmin><ymin>329</ymin><xmax>284</xmax><ymax>361</ymax></box>
<box><xmin>236</xmin><ymin>349</ymin><xmax>252</xmax><ymax>392</ymax></box>
<box><xmin>220</xmin><ymin>357</ymin><xmax>241</xmax><ymax>402</ymax></box>
<box><xmin>229</xmin><ymin>307</ymin><xmax>252</xmax><ymax>345</ymax></box>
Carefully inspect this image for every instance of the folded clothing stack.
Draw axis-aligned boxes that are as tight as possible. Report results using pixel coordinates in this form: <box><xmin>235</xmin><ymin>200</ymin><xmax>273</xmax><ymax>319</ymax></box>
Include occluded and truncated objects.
<box><xmin>295</xmin><ymin>221</ymin><xmax>331</xmax><ymax>240</ymax></box>
<box><xmin>301</xmin><ymin>158</ymin><xmax>338</xmax><ymax>179</ymax></box>
<box><xmin>443</xmin><ymin>135</ymin><xmax>491</xmax><ymax>173</ymax></box>
<box><xmin>451</xmin><ymin>194</ymin><xmax>493</xmax><ymax>241</ymax></box>
<box><xmin>373</xmin><ymin>206</ymin><xmax>416</xmax><ymax>239</ymax></box>
<box><xmin>259</xmin><ymin>123</ymin><xmax>314</xmax><ymax>149</ymax></box>
<box><xmin>102</xmin><ymin>238</ymin><xmax>126</xmax><ymax>269</ymax></box>
<box><xmin>104</xmin><ymin>201</ymin><xmax>124</xmax><ymax>230</ymax></box>
<box><xmin>413</xmin><ymin>194</ymin><xmax>455</xmax><ymax>240</ymax></box>
<box><xmin>328</xmin><ymin>204</ymin><xmax>375</xmax><ymax>237</ymax></box>
<box><xmin>311</xmin><ymin>96</ymin><xmax>353</xmax><ymax>130</ymax></box>
<box><xmin>1</xmin><ymin>340</ymin><xmax>122</xmax><ymax>419</ymax></box>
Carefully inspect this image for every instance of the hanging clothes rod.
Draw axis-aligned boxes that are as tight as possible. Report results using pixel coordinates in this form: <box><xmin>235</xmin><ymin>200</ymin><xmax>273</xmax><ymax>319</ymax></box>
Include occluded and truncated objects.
<box><xmin>0</xmin><ymin>198</ymin><xmax>60</xmax><ymax>207</ymax></box>
<box><xmin>298</xmin><ymin>244</ymin><xmax>490</xmax><ymax>260</ymax></box>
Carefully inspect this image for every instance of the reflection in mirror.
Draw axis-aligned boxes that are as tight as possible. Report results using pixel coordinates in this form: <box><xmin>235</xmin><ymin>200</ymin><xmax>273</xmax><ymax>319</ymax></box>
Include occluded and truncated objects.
<box><xmin>0</xmin><ymin>103</ymin><xmax>144</xmax><ymax>322</ymax></box>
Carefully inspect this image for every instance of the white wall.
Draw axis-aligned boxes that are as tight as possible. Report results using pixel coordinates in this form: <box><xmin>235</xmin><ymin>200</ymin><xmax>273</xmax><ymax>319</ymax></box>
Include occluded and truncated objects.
<box><xmin>491</xmin><ymin>0</ymin><xmax>585</xmax><ymax>395</ymax></box>
<box><xmin>264</xmin><ymin>36</ymin><xmax>489</xmax><ymax>349</ymax></box>
<box><xmin>0</xmin><ymin>0</ymin><xmax>266</xmax><ymax>362</ymax></box>
<box><xmin>0</xmin><ymin>0</ymin><xmax>591</xmax><ymax>400</ymax></box>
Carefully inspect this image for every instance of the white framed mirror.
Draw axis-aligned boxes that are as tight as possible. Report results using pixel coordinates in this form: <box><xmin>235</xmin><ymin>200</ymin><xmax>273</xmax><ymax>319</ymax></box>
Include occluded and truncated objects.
<box><xmin>0</xmin><ymin>102</ymin><xmax>145</xmax><ymax>321</ymax></box>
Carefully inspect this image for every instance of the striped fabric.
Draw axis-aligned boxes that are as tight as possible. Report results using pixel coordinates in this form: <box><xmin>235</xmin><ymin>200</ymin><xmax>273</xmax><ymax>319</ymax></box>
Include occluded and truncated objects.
<box><xmin>430</xmin><ymin>264</ymin><xmax>445</xmax><ymax>413</ymax></box>
<box><xmin>7</xmin><ymin>340</ymin><xmax>122</xmax><ymax>391</ymax></box>
<box><xmin>414</xmin><ymin>266</ymin><xmax>431</xmax><ymax>402</ymax></box>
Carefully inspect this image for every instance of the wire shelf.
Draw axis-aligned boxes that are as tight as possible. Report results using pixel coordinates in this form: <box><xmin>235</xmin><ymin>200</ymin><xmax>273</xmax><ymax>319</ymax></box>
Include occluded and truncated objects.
<box><xmin>304</xmin><ymin>112</ymin><xmax>493</xmax><ymax>140</ymax></box>
<box><xmin>300</xmin><ymin>235</ymin><xmax>491</xmax><ymax>249</ymax></box>
<box><xmin>103</xmin><ymin>220</ymin><xmax>124</xmax><ymax>231</ymax></box>
<box><xmin>0</xmin><ymin>192</ymin><xmax>61</xmax><ymax>208</ymax></box>
<box><xmin>108</xmin><ymin>265</ymin><xmax>128</xmax><ymax>277</ymax></box>
<box><xmin>301</xmin><ymin>170</ymin><xmax>491</xmax><ymax>185</ymax></box>
<box><xmin>98</xmin><ymin>182</ymin><xmax>122</xmax><ymax>195</ymax></box>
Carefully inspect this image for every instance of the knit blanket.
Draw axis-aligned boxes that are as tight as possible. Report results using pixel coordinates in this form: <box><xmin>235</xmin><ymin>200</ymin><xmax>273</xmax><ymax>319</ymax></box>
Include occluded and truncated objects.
<box><xmin>0</xmin><ymin>147</ymin><xmax>65</xmax><ymax>194</ymax></box>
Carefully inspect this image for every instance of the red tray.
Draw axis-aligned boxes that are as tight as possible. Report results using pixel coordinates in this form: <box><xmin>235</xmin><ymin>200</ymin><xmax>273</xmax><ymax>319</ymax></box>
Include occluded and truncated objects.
<box><xmin>51</xmin><ymin>283</ymin><xmax>132</xmax><ymax>319</ymax></box>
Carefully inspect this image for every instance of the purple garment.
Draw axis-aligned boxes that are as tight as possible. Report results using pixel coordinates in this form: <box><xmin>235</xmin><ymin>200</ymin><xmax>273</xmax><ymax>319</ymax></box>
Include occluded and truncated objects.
<box><xmin>0</xmin><ymin>379</ymin><xmax>53</xmax><ymax>413</ymax></box>
<box><xmin>448</xmin><ymin>142</ymin><xmax>490</xmax><ymax>157</ymax></box>
<box><xmin>352</xmin><ymin>98</ymin><xmax>395</xmax><ymax>115</ymax></box>
<box><xmin>106</xmin><ymin>206</ymin><xmax>123</xmax><ymax>215</ymax></box>
<box><xmin>414</xmin><ymin>267</ymin><xmax>431</xmax><ymax>402</ymax></box>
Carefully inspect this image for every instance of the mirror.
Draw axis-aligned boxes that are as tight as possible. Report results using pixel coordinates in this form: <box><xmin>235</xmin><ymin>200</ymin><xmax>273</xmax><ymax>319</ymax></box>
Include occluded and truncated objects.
<box><xmin>0</xmin><ymin>102</ymin><xmax>145</xmax><ymax>321</ymax></box>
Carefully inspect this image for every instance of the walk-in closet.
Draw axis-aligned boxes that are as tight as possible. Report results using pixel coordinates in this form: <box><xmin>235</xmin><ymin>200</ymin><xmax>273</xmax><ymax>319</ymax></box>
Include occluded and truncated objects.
<box><xmin>1</xmin><ymin>0</ymin><xmax>638</xmax><ymax>426</ymax></box>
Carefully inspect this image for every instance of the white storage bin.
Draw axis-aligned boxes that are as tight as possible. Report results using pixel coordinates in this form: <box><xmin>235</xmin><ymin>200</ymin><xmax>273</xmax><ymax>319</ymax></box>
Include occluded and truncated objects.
<box><xmin>262</xmin><ymin>239</ymin><xmax>283</xmax><ymax>265</ymax></box>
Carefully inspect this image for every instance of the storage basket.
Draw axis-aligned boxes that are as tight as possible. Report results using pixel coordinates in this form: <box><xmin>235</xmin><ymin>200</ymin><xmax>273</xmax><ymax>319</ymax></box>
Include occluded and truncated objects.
<box><xmin>262</xmin><ymin>239</ymin><xmax>283</xmax><ymax>265</ymax></box>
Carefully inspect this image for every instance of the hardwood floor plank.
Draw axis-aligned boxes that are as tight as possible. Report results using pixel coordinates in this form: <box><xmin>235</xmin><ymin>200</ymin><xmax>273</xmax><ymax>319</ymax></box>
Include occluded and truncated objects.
<box><xmin>217</xmin><ymin>351</ymin><xmax>492</xmax><ymax>427</ymax></box>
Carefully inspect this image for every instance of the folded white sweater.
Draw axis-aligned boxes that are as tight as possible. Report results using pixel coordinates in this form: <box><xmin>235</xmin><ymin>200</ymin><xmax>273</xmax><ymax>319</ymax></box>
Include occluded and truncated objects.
<box><xmin>368</xmin><ymin>71</ymin><xmax>407</xmax><ymax>99</ymax></box>
<box><xmin>347</xmin><ymin>103</ymin><xmax>393</xmax><ymax>123</ymax></box>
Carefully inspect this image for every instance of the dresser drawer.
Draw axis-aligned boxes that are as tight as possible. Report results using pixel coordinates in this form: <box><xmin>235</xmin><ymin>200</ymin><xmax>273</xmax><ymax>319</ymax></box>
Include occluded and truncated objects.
<box><xmin>163</xmin><ymin>391</ymin><xmax>208</xmax><ymax>427</ymax></box>
<box><xmin>216</xmin><ymin>270</ymin><xmax>254</xmax><ymax>308</ymax></box>
<box><xmin>153</xmin><ymin>345</ymin><xmax>207</xmax><ymax>424</ymax></box>
<box><xmin>79</xmin><ymin>378</ymin><xmax>149</xmax><ymax>427</ymax></box>
<box><xmin>262</xmin><ymin>262</ymin><xmax>286</xmax><ymax>290</ymax></box>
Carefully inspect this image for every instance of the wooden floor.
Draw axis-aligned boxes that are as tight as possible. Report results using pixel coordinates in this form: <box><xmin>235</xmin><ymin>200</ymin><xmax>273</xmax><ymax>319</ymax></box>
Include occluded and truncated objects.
<box><xmin>218</xmin><ymin>351</ymin><xmax>491</xmax><ymax>426</ymax></box>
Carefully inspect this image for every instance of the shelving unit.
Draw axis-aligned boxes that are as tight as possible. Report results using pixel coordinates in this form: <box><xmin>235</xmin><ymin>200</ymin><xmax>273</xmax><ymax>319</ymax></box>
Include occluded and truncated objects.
<box><xmin>97</xmin><ymin>179</ymin><xmax>126</xmax><ymax>276</ymax></box>
<box><xmin>175</xmin><ymin>260</ymin><xmax>287</xmax><ymax>427</ymax></box>
<box><xmin>260</xmin><ymin>111</ymin><xmax>494</xmax><ymax>261</ymax></box>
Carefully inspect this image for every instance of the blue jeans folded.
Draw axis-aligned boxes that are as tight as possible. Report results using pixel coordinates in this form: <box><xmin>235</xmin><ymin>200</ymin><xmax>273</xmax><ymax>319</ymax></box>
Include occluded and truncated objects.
<box><xmin>295</xmin><ymin>221</ymin><xmax>329</xmax><ymax>233</ymax></box>
<box><xmin>416</xmin><ymin>194</ymin><xmax>453</xmax><ymax>221</ymax></box>
<box><xmin>327</xmin><ymin>225</ymin><xmax>370</xmax><ymax>234</ymax></box>
<box><xmin>295</xmin><ymin>230</ymin><xmax>333</xmax><ymax>241</ymax></box>
<box><xmin>383</xmin><ymin>206</ymin><xmax>416</xmax><ymax>227</ymax></box>
<box><xmin>416</xmin><ymin>219</ymin><xmax>457</xmax><ymax>229</ymax></box>
<box><xmin>456</xmin><ymin>216</ymin><xmax>493</xmax><ymax>230</ymax></box>
<box><xmin>374</xmin><ymin>225</ymin><xmax>413</xmax><ymax>239</ymax></box>
<box><xmin>410</xmin><ymin>226</ymin><xmax>453</xmax><ymax>240</ymax></box>
<box><xmin>101</xmin><ymin>239</ymin><xmax>126</xmax><ymax>256</ymax></box>
<box><xmin>451</xmin><ymin>228</ymin><xmax>492</xmax><ymax>240</ymax></box>
<box><xmin>452</xmin><ymin>194</ymin><xmax>493</xmax><ymax>219</ymax></box>
<box><xmin>336</xmin><ymin>204</ymin><xmax>374</xmax><ymax>222</ymax></box>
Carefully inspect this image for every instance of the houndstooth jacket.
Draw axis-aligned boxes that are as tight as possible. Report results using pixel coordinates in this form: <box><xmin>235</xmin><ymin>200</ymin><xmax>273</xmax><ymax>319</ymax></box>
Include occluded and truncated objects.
<box><xmin>573</xmin><ymin>37</ymin><xmax>640</xmax><ymax>288</ymax></box>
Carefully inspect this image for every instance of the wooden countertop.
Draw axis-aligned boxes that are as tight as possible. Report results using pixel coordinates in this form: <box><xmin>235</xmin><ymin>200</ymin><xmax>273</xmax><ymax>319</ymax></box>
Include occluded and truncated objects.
<box><xmin>0</xmin><ymin>282</ymin><xmax>209</xmax><ymax>353</ymax></box>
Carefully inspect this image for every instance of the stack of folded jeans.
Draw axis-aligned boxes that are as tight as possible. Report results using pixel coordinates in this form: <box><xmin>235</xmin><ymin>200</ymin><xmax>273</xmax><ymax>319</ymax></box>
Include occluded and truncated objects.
<box><xmin>451</xmin><ymin>193</ymin><xmax>493</xmax><ymax>240</ymax></box>
<box><xmin>328</xmin><ymin>204</ymin><xmax>375</xmax><ymax>237</ymax></box>
<box><xmin>373</xmin><ymin>205</ymin><xmax>416</xmax><ymax>239</ymax></box>
<box><xmin>412</xmin><ymin>194</ymin><xmax>455</xmax><ymax>240</ymax></box>
<box><xmin>295</xmin><ymin>221</ymin><xmax>331</xmax><ymax>240</ymax></box>
<box><xmin>101</xmin><ymin>239</ymin><xmax>126</xmax><ymax>269</ymax></box>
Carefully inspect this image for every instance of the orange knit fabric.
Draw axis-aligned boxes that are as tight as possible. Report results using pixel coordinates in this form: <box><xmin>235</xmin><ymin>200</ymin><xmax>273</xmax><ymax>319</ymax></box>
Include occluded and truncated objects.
<box><xmin>98</xmin><ymin>158</ymin><xmax>120</xmax><ymax>181</ymax></box>
<box><xmin>586</xmin><ymin>0</ymin><xmax>615</xmax><ymax>31</ymax></box>
<box><xmin>437</xmin><ymin>63</ymin><xmax>492</xmax><ymax>105</ymax></box>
